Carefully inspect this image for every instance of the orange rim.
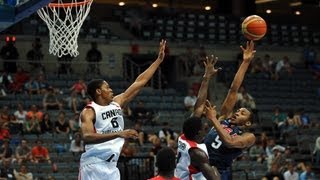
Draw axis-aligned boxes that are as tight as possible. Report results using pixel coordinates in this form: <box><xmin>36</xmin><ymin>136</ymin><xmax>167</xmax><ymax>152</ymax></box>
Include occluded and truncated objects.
<box><xmin>48</xmin><ymin>0</ymin><xmax>92</xmax><ymax>8</ymax></box>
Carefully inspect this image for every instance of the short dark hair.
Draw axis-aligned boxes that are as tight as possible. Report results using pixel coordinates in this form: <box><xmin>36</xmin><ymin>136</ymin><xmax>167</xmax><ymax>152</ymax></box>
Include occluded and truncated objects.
<box><xmin>156</xmin><ymin>147</ymin><xmax>176</xmax><ymax>172</ymax></box>
<box><xmin>87</xmin><ymin>79</ymin><xmax>105</xmax><ymax>101</ymax></box>
<box><xmin>183</xmin><ymin>117</ymin><xmax>202</xmax><ymax>140</ymax></box>
<box><xmin>246</xmin><ymin>108</ymin><xmax>254</xmax><ymax>124</ymax></box>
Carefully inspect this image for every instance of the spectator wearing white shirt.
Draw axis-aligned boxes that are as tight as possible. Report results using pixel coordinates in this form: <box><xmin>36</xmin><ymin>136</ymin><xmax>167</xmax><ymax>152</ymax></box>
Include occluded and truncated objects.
<box><xmin>283</xmin><ymin>162</ymin><xmax>298</xmax><ymax>180</ymax></box>
<box><xmin>70</xmin><ymin>133</ymin><xmax>84</xmax><ymax>155</ymax></box>
<box><xmin>14</xmin><ymin>103</ymin><xmax>27</xmax><ymax>124</ymax></box>
<box><xmin>313</xmin><ymin>136</ymin><xmax>320</xmax><ymax>165</ymax></box>
<box><xmin>184</xmin><ymin>88</ymin><xmax>197</xmax><ymax>111</ymax></box>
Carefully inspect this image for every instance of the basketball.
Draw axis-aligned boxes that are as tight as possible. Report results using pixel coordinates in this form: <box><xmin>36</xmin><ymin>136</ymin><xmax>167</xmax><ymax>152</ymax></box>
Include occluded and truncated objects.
<box><xmin>241</xmin><ymin>15</ymin><xmax>267</xmax><ymax>41</ymax></box>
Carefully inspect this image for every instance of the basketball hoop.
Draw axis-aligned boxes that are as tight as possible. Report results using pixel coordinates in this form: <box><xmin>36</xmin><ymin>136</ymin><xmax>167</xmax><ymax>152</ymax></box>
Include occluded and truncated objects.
<box><xmin>37</xmin><ymin>0</ymin><xmax>93</xmax><ymax>57</ymax></box>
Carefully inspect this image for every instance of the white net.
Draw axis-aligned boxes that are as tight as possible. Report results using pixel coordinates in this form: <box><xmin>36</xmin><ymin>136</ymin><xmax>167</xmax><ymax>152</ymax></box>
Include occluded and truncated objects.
<box><xmin>37</xmin><ymin>0</ymin><xmax>93</xmax><ymax>57</ymax></box>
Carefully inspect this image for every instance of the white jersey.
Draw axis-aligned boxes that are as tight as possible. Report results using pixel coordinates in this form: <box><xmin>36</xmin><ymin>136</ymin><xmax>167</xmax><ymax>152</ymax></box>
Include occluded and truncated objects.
<box><xmin>80</xmin><ymin>101</ymin><xmax>125</xmax><ymax>164</ymax></box>
<box><xmin>175</xmin><ymin>134</ymin><xmax>208</xmax><ymax>180</ymax></box>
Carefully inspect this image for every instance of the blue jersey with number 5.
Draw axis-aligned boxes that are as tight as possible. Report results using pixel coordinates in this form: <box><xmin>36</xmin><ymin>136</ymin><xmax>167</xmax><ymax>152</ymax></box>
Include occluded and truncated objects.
<box><xmin>204</xmin><ymin>119</ymin><xmax>243</xmax><ymax>170</ymax></box>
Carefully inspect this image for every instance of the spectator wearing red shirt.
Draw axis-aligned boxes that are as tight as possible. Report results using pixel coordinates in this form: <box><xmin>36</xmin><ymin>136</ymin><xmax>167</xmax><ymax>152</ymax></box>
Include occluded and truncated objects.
<box><xmin>70</xmin><ymin>79</ymin><xmax>87</xmax><ymax>98</ymax></box>
<box><xmin>26</xmin><ymin>104</ymin><xmax>43</xmax><ymax>122</ymax></box>
<box><xmin>0</xmin><ymin>123</ymin><xmax>10</xmax><ymax>142</ymax></box>
<box><xmin>10</xmin><ymin>66</ymin><xmax>29</xmax><ymax>94</ymax></box>
<box><xmin>31</xmin><ymin>140</ymin><xmax>51</xmax><ymax>164</ymax></box>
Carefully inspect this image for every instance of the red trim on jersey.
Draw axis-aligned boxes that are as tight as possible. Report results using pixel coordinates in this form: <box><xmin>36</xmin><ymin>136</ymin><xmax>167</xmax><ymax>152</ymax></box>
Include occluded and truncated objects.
<box><xmin>83</xmin><ymin>104</ymin><xmax>96</xmax><ymax>132</ymax></box>
<box><xmin>181</xmin><ymin>134</ymin><xmax>202</xmax><ymax>178</ymax></box>
<box><xmin>180</xmin><ymin>134</ymin><xmax>197</xmax><ymax>148</ymax></box>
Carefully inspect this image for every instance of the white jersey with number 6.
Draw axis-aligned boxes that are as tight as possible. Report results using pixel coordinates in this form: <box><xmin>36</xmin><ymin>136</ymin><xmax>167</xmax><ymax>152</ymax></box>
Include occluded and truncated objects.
<box><xmin>175</xmin><ymin>134</ymin><xmax>208</xmax><ymax>180</ymax></box>
<box><xmin>80</xmin><ymin>101</ymin><xmax>125</xmax><ymax>163</ymax></box>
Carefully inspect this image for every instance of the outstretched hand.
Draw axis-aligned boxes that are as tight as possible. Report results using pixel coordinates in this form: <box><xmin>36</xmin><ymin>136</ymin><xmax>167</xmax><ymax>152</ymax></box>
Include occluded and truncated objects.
<box><xmin>205</xmin><ymin>100</ymin><xmax>217</xmax><ymax>121</ymax></box>
<box><xmin>119</xmin><ymin>129</ymin><xmax>138</xmax><ymax>139</ymax></box>
<box><xmin>157</xmin><ymin>39</ymin><xmax>166</xmax><ymax>61</ymax></box>
<box><xmin>203</xmin><ymin>55</ymin><xmax>222</xmax><ymax>78</ymax></box>
<box><xmin>240</xmin><ymin>40</ymin><xmax>256</xmax><ymax>62</ymax></box>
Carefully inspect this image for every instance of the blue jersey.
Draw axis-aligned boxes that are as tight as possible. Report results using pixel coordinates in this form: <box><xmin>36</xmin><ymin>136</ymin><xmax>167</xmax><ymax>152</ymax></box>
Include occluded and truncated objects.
<box><xmin>204</xmin><ymin>119</ymin><xmax>243</xmax><ymax>170</ymax></box>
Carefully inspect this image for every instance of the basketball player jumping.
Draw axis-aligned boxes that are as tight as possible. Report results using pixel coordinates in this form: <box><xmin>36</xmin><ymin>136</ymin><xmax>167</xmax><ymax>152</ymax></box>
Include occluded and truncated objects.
<box><xmin>175</xmin><ymin>56</ymin><xmax>221</xmax><ymax>180</ymax></box>
<box><xmin>194</xmin><ymin>41</ymin><xmax>257</xmax><ymax>180</ymax></box>
<box><xmin>78</xmin><ymin>40</ymin><xmax>166</xmax><ymax>180</ymax></box>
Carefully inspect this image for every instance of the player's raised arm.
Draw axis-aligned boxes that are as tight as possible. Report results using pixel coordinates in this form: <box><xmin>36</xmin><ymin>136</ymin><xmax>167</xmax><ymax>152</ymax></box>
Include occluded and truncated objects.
<box><xmin>189</xmin><ymin>148</ymin><xmax>221</xmax><ymax>180</ymax></box>
<box><xmin>80</xmin><ymin>107</ymin><xmax>138</xmax><ymax>144</ymax></box>
<box><xmin>114</xmin><ymin>40</ymin><xmax>166</xmax><ymax>107</ymax></box>
<box><xmin>220</xmin><ymin>41</ymin><xmax>256</xmax><ymax>118</ymax></box>
<box><xmin>205</xmin><ymin>100</ymin><xmax>255</xmax><ymax>148</ymax></box>
<box><xmin>192</xmin><ymin>55</ymin><xmax>220</xmax><ymax>118</ymax></box>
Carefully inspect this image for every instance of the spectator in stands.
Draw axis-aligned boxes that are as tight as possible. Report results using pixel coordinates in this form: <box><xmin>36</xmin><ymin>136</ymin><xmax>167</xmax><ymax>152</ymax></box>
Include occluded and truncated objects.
<box><xmin>70</xmin><ymin>132</ymin><xmax>84</xmax><ymax>155</ymax></box>
<box><xmin>283</xmin><ymin>162</ymin><xmax>299</xmax><ymax>180</ymax></box>
<box><xmin>54</xmin><ymin>111</ymin><xmax>70</xmax><ymax>135</ymax></box>
<box><xmin>8</xmin><ymin>114</ymin><xmax>23</xmax><ymax>135</ymax></box>
<box><xmin>132</xmin><ymin>122</ymin><xmax>145</xmax><ymax>146</ymax></box>
<box><xmin>265</xmin><ymin>138</ymin><xmax>276</xmax><ymax>168</ymax></box>
<box><xmin>24</xmin><ymin>76</ymin><xmax>40</xmax><ymax>96</ymax></box>
<box><xmin>249</xmin><ymin>139</ymin><xmax>266</xmax><ymax>163</ymax></box>
<box><xmin>0</xmin><ymin>105</ymin><xmax>10</xmax><ymax>123</ymax></box>
<box><xmin>10</xmin><ymin>66</ymin><xmax>29</xmax><ymax>94</ymax></box>
<box><xmin>37</xmin><ymin>74</ymin><xmax>50</xmax><ymax>94</ymax></box>
<box><xmin>40</xmin><ymin>113</ymin><xmax>54</xmax><ymax>134</ymax></box>
<box><xmin>70</xmin><ymin>79</ymin><xmax>87</xmax><ymax>98</ymax></box>
<box><xmin>133</xmin><ymin>100</ymin><xmax>154</xmax><ymax>124</ymax></box>
<box><xmin>262</xmin><ymin>54</ymin><xmax>275</xmax><ymax>79</ymax></box>
<box><xmin>69</xmin><ymin>112</ymin><xmax>80</xmax><ymax>134</ymax></box>
<box><xmin>14</xmin><ymin>103</ymin><xmax>27</xmax><ymax>124</ymax></box>
<box><xmin>281</xmin><ymin>111</ymin><xmax>298</xmax><ymax>140</ymax></box>
<box><xmin>313</xmin><ymin>136</ymin><xmax>320</xmax><ymax>165</ymax></box>
<box><xmin>184</xmin><ymin>88</ymin><xmax>197</xmax><ymax>112</ymax></box>
<box><xmin>158</xmin><ymin>122</ymin><xmax>178</xmax><ymax>145</ymax></box>
<box><xmin>0</xmin><ymin>39</ymin><xmax>19</xmax><ymax>73</ymax></box>
<box><xmin>0</xmin><ymin>138</ymin><xmax>14</xmax><ymax>164</ymax></box>
<box><xmin>86</xmin><ymin>42</ymin><xmax>102</xmax><ymax>75</ymax></box>
<box><xmin>24</xmin><ymin>114</ymin><xmax>41</xmax><ymax>134</ymax></box>
<box><xmin>149</xmin><ymin>137</ymin><xmax>162</xmax><ymax>156</ymax></box>
<box><xmin>192</xmin><ymin>59</ymin><xmax>204</xmax><ymax>76</ymax></box>
<box><xmin>120</xmin><ymin>139</ymin><xmax>137</xmax><ymax>157</ymax></box>
<box><xmin>262</xmin><ymin>163</ymin><xmax>284</xmax><ymax>180</ymax></box>
<box><xmin>15</xmin><ymin>139</ymin><xmax>31</xmax><ymax>166</ymax></box>
<box><xmin>0</xmin><ymin>123</ymin><xmax>10</xmax><ymax>143</ymax></box>
<box><xmin>26</xmin><ymin>37</ymin><xmax>44</xmax><ymax>74</ymax></box>
<box><xmin>26</xmin><ymin>104</ymin><xmax>43</xmax><ymax>122</ymax></box>
<box><xmin>292</xmin><ymin>109</ymin><xmax>302</xmax><ymax>127</ymax></box>
<box><xmin>271</xmin><ymin>106</ymin><xmax>287</xmax><ymax>134</ymax></box>
<box><xmin>0</xmin><ymin>70</ymin><xmax>13</xmax><ymax>96</ymax></box>
<box><xmin>31</xmin><ymin>139</ymin><xmax>51</xmax><ymax>164</ymax></box>
<box><xmin>275</xmin><ymin>56</ymin><xmax>293</xmax><ymax>80</ymax></box>
<box><xmin>300</xmin><ymin>108</ymin><xmax>311</xmax><ymax>128</ymax></box>
<box><xmin>64</xmin><ymin>90</ymin><xmax>81</xmax><ymax>113</ymax></box>
<box><xmin>237</xmin><ymin>86</ymin><xmax>256</xmax><ymax>109</ymax></box>
<box><xmin>303</xmin><ymin>46</ymin><xmax>316</xmax><ymax>67</ymax></box>
<box><xmin>299</xmin><ymin>162</ymin><xmax>315</xmax><ymax>180</ymax></box>
<box><xmin>42</xmin><ymin>86</ymin><xmax>63</xmax><ymax>112</ymax></box>
<box><xmin>149</xmin><ymin>147</ymin><xmax>179</xmax><ymax>180</ymax></box>
<box><xmin>0</xmin><ymin>158</ymin><xmax>14</xmax><ymax>179</ymax></box>
<box><xmin>270</xmin><ymin>145</ymin><xmax>286</xmax><ymax>173</ymax></box>
<box><xmin>250</xmin><ymin>57</ymin><xmax>263</xmax><ymax>74</ymax></box>
<box><xmin>57</xmin><ymin>54</ymin><xmax>73</xmax><ymax>75</ymax></box>
<box><xmin>13</xmin><ymin>164</ymin><xmax>33</xmax><ymax>180</ymax></box>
